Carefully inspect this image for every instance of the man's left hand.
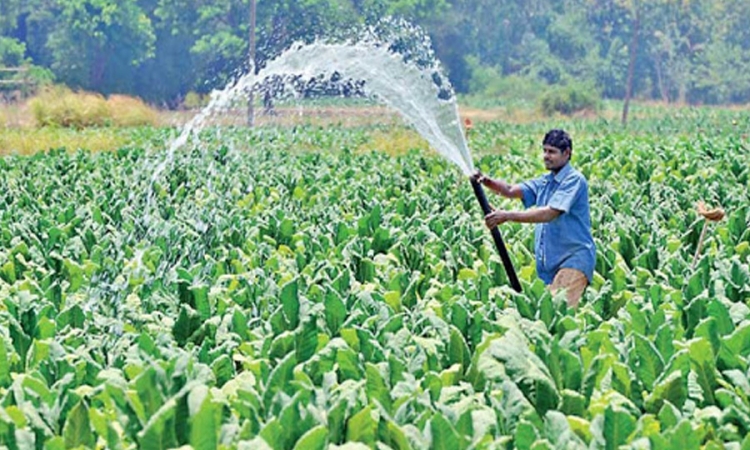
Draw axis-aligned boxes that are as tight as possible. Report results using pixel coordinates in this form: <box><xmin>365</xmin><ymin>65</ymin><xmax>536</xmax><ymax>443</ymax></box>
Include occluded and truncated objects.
<box><xmin>485</xmin><ymin>210</ymin><xmax>509</xmax><ymax>228</ymax></box>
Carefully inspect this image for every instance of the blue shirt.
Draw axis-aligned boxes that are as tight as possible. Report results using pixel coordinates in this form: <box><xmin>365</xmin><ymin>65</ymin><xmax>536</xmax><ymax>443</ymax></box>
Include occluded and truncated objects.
<box><xmin>520</xmin><ymin>163</ymin><xmax>596</xmax><ymax>284</ymax></box>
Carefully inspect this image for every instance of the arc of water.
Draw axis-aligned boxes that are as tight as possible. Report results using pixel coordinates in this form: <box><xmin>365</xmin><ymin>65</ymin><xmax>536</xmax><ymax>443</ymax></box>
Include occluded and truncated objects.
<box><xmin>160</xmin><ymin>39</ymin><xmax>521</xmax><ymax>291</ymax></box>
<box><xmin>166</xmin><ymin>41</ymin><xmax>475</xmax><ymax>177</ymax></box>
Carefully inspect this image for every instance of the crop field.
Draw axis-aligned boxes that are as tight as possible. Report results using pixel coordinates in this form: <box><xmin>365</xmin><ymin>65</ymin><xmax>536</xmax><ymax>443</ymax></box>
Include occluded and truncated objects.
<box><xmin>1</xmin><ymin>109</ymin><xmax>749</xmax><ymax>449</ymax></box>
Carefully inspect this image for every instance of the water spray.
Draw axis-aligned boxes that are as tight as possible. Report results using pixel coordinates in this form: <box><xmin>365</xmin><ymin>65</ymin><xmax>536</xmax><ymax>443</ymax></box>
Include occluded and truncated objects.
<box><xmin>165</xmin><ymin>29</ymin><xmax>523</xmax><ymax>293</ymax></box>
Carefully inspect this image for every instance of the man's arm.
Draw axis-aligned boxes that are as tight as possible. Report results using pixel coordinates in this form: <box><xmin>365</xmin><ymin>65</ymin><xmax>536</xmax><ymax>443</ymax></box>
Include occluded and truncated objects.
<box><xmin>485</xmin><ymin>206</ymin><xmax>561</xmax><ymax>228</ymax></box>
<box><xmin>473</xmin><ymin>173</ymin><xmax>524</xmax><ymax>199</ymax></box>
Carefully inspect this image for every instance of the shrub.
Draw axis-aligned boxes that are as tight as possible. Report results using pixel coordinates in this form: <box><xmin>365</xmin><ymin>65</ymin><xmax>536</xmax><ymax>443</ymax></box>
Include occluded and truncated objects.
<box><xmin>539</xmin><ymin>83</ymin><xmax>601</xmax><ymax>116</ymax></box>
<box><xmin>183</xmin><ymin>91</ymin><xmax>208</xmax><ymax>110</ymax></box>
<box><xmin>29</xmin><ymin>86</ymin><xmax>158</xmax><ymax>128</ymax></box>
<box><xmin>359</xmin><ymin>127</ymin><xmax>429</xmax><ymax>157</ymax></box>
<box><xmin>464</xmin><ymin>56</ymin><xmax>547</xmax><ymax>108</ymax></box>
<box><xmin>0</xmin><ymin>37</ymin><xmax>26</xmax><ymax>67</ymax></box>
<box><xmin>31</xmin><ymin>86</ymin><xmax>111</xmax><ymax>128</ymax></box>
<box><xmin>107</xmin><ymin>95</ymin><xmax>159</xmax><ymax>127</ymax></box>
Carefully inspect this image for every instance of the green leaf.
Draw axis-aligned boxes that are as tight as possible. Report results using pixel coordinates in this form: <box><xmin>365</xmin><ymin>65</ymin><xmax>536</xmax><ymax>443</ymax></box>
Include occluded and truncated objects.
<box><xmin>559</xmin><ymin>348</ymin><xmax>583</xmax><ymax>391</ymax></box>
<box><xmin>626</xmin><ymin>301</ymin><xmax>648</xmax><ymax>336</ymax></box>
<box><xmin>372</xmin><ymin>226</ymin><xmax>392</xmax><ymax>254</ymax></box>
<box><xmin>138</xmin><ymin>399</ymin><xmax>178</xmax><ymax>450</ymax></box>
<box><xmin>539</xmin><ymin>294</ymin><xmax>554</xmax><ymax>328</ymax></box>
<box><xmin>58</xmin><ymin>305</ymin><xmax>85</xmax><ymax>329</ymax></box>
<box><xmin>657</xmin><ymin>401</ymin><xmax>681</xmax><ymax>429</ymax></box>
<box><xmin>560</xmin><ymin>389</ymin><xmax>585</xmax><ymax>417</ymax></box>
<box><xmin>259</xmin><ymin>418</ymin><xmax>284</xmax><ymax>450</ymax></box>
<box><xmin>473</xmin><ymin>326</ymin><xmax>560</xmax><ymax>415</ymax></box>
<box><xmin>63</xmin><ymin>258</ymin><xmax>84</xmax><ymax>292</ymax></box>
<box><xmin>336</xmin><ymin>347</ymin><xmax>362</xmax><ymax>381</ymax></box>
<box><xmin>694</xmin><ymin>318</ymin><xmax>721</xmax><ymax>360</ymax></box>
<box><xmin>324</xmin><ymin>290</ymin><xmax>347</xmax><ymax>334</ymax></box>
<box><xmin>90</xmin><ymin>407</ymin><xmax>120</xmax><ymax>450</ymax></box>
<box><xmin>295</xmin><ymin>320</ymin><xmax>319</xmax><ymax>363</ymax></box>
<box><xmin>664</xmin><ymin>419</ymin><xmax>700</xmax><ymax>450</ymax></box>
<box><xmin>380</xmin><ymin>419</ymin><xmax>412</xmax><ymax>450</ymax></box>
<box><xmin>232</xmin><ymin>309</ymin><xmax>249</xmax><ymax>340</ymax></box>
<box><xmin>63</xmin><ymin>401</ymin><xmax>94</xmax><ymax>449</ymax></box>
<box><xmin>603</xmin><ymin>406</ymin><xmax>636</xmax><ymax>450</ymax></box>
<box><xmin>211</xmin><ymin>354</ymin><xmax>235</xmax><ymax>387</ymax></box>
<box><xmin>189</xmin><ymin>385</ymin><xmax>219</xmax><ymax>450</ymax></box>
<box><xmin>346</xmin><ymin>406</ymin><xmax>377</xmax><ymax>446</ymax></box>
<box><xmin>542</xmin><ymin>411</ymin><xmax>586</xmax><ymax>448</ymax></box>
<box><xmin>567</xmin><ymin>416</ymin><xmax>592</xmax><ymax>444</ymax></box>
<box><xmin>515</xmin><ymin>420</ymin><xmax>539</xmax><ymax>450</ymax></box>
<box><xmin>44</xmin><ymin>437</ymin><xmax>65</xmax><ymax>450</ymax></box>
<box><xmin>263</xmin><ymin>353</ymin><xmax>297</xmax><ymax>409</ymax></box>
<box><xmin>365</xmin><ymin>363</ymin><xmax>392</xmax><ymax>412</ymax></box>
<box><xmin>0</xmin><ymin>337</ymin><xmax>10</xmax><ymax>386</ymax></box>
<box><xmin>293</xmin><ymin>425</ymin><xmax>327</xmax><ymax>450</ymax></box>
<box><xmin>269</xmin><ymin>331</ymin><xmax>295</xmax><ymax>360</ymax></box>
<box><xmin>430</xmin><ymin>412</ymin><xmax>463</xmax><ymax>450</ymax></box>
<box><xmin>688</xmin><ymin>338</ymin><xmax>717</xmax><ymax>404</ymax></box>
<box><xmin>281</xmin><ymin>278</ymin><xmax>300</xmax><ymax>329</ymax></box>
<box><xmin>645</xmin><ymin>371</ymin><xmax>686</xmax><ymax>413</ymax></box>
<box><xmin>191</xmin><ymin>284</ymin><xmax>211</xmax><ymax>320</ymax></box>
<box><xmin>634</xmin><ymin>333</ymin><xmax>664</xmax><ymax>389</ymax></box>
<box><xmin>1</xmin><ymin>260</ymin><xmax>15</xmax><ymax>284</ymax></box>
<box><xmin>725</xmin><ymin>322</ymin><xmax>750</xmax><ymax>356</ymax></box>
<box><xmin>707</xmin><ymin>300</ymin><xmax>734</xmax><ymax>335</ymax></box>
<box><xmin>448</xmin><ymin>325</ymin><xmax>470</xmax><ymax>373</ymax></box>
<box><xmin>455</xmin><ymin>409</ymin><xmax>474</xmax><ymax>441</ymax></box>
<box><xmin>173</xmin><ymin>304</ymin><xmax>201</xmax><ymax>346</ymax></box>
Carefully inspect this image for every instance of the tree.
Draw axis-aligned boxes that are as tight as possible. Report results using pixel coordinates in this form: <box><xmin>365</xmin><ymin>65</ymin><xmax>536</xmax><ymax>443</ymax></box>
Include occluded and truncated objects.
<box><xmin>42</xmin><ymin>0</ymin><xmax>155</xmax><ymax>93</ymax></box>
<box><xmin>135</xmin><ymin>0</ymin><xmax>201</xmax><ymax>106</ymax></box>
<box><xmin>0</xmin><ymin>37</ymin><xmax>26</xmax><ymax>67</ymax></box>
<box><xmin>0</xmin><ymin>0</ymin><xmax>24</xmax><ymax>36</ymax></box>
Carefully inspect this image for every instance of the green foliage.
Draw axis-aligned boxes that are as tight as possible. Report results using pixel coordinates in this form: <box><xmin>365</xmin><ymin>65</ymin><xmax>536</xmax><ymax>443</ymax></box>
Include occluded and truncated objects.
<box><xmin>0</xmin><ymin>111</ymin><xmax>749</xmax><ymax>447</ymax></box>
<box><xmin>539</xmin><ymin>82</ymin><xmax>601</xmax><ymax>116</ymax></box>
<box><xmin>44</xmin><ymin>0</ymin><xmax>156</xmax><ymax>93</ymax></box>
<box><xmin>464</xmin><ymin>56</ymin><xmax>547</xmax><ymax>107</ymax></box>
<box><xmin>0</xmin><ymin>37</ymin><xmax>26</xmax><ymax>67</ymax></box>
<box><xmin>2</xmin><ymin>0</ymin><xmax>750</xmax><ymax>105</ymax></box>
<box><xmin>182</xmin><ymin>91</ymin><xmax>209</xmax><ymax>110</ymax></box>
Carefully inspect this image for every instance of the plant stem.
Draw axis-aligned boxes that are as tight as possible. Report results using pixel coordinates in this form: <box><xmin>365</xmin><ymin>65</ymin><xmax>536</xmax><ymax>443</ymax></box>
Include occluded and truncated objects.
<box><xmin>692</xmin><ymin>220</ymin><xmax>709</xmax><ymax>269</ymax></box>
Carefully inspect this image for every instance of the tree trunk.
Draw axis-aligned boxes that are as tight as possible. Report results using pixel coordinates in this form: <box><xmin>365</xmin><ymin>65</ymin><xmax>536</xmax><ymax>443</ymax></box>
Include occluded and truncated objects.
<box><xmin>247</xmin><ymin>0</ymin><xmax>257</xmax><ymax>127</ymax></box>
<box><xmin>90</xmin><ymin>48</ymin><xmax>108</xmax><ymax>92</ymax></box>
<box><xmin>621</xmin><ymin>6</ymin><xmax>641</xmax><ymax>125</ymax></box>
<box><xmin>653</xmin><ymin>51</ymin><xmax>669</xmax><ymax>103</ymax></box>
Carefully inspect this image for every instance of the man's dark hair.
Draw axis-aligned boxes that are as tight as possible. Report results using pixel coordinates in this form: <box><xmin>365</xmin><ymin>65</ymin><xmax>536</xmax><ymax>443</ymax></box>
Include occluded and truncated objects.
<box><xmin>543</xmin><ymin>129</ymin><xmax>572</xmax><ymax>154</ymax></box>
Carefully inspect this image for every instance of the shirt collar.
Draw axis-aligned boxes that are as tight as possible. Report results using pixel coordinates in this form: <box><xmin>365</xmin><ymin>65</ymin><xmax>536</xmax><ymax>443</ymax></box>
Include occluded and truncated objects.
<box><xmin>551</xmin><ymin>162</ymin><xmax>572</xmax><ymax>183</ymax></box>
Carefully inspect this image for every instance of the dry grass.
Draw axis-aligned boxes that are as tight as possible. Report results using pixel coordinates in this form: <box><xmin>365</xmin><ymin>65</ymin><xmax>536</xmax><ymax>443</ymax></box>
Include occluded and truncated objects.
<box><xmin>0</xmin><ymin>88</ymin><xmax>158</xmax><ymax>155</ymax></box>
<box><xmin>0</xmin><ymin>127</ymin><xmax>129</xmax><ymax>156</ymax></box>
<box><xmin>0</xmin><ymin>102</ymin><xmax>31</xmax><ymax>128</ymax></box>
<box><xmin>107</xmin><ymin>95</ymin><xmax>160</xmax><ymax>127</ymax></box>
<box><xmin>27</xmin><ymin>86</ymin><xmax>159</xmax><ymax>128</ymax></box>
<box><xmin>358</xmin><ymin>127</ymin><xmax>432</xmax><ymax>157</ymax></box>
<box><xmin>30</xmin><ymin>87</ymin><xmax>111</xmax><ymax>128</ymax></box>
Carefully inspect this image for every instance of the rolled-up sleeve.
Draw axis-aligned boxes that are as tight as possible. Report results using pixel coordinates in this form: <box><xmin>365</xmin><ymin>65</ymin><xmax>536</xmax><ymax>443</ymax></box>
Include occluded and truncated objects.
<box><xmin>548</xmin><ymin>176</ymin><xmax>584</xmax><ymax>213</ymax></box>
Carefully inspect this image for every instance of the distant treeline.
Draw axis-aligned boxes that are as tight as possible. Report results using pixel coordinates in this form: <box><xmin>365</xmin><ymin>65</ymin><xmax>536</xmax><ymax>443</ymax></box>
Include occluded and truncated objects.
<box><xmin>1</xmin><ymin>0</ymin><xmax>748</xmax><ymax>107</ymax></box>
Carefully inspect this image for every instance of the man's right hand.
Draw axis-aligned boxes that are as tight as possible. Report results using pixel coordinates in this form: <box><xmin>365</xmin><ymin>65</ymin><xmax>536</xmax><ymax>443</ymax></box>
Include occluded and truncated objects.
<box><xmin>472</xmin><ymin>171</ymin><xmax>487</xmax><ymax>185</ymax></box>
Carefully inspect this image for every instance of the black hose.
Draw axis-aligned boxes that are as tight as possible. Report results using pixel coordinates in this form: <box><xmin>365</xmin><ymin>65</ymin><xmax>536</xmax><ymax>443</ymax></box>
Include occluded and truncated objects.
<box><xmin>470</xmin><ymin>178</ymin><xmax>522</xmax><ymax>292</ymax></box>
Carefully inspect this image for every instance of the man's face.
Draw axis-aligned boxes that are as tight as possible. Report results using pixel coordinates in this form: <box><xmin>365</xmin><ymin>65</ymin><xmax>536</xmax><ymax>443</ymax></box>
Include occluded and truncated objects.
<box><xmin>543</xmin><ymin>145</ymin><xmax>570</xmax><ymax>171</ymax></box>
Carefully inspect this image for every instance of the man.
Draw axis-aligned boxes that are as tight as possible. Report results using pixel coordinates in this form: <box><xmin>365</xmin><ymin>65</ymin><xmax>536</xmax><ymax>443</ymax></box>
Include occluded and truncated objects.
<box><xmin>473</xmin><ymin>129</ymin><xmax>595</xmax><ymax>307</ymax></box>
